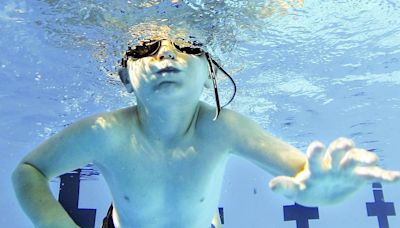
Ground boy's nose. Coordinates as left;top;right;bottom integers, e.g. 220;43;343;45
157;41;176;60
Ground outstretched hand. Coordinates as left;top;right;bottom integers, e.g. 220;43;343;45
269;138;400;206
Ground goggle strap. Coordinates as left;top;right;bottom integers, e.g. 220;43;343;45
206;53;221;121
121;58;127;67
211;59;237;108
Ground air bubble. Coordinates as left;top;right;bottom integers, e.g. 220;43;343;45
35;72;41;81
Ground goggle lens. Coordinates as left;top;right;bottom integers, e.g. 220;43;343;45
126;40;161;59
173;44;203;55
125;40;203;60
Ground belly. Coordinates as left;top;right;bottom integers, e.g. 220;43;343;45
95;150;228;228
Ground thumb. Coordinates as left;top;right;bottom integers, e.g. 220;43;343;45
269;176;304;200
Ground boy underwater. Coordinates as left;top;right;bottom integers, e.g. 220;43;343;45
12;39;400;228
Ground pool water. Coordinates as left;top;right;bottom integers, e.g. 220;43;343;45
1;0;399;227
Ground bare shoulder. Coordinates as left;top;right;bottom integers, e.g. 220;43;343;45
58;106;135;140
198;102;256;129
86;106;136;132
75;106;139;151
197;102;259;143
18;107;137;179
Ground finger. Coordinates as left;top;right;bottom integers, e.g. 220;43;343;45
325;138;355;170
306;141;326;173
340;148;379;169
269;176;305;200
354;166;400;182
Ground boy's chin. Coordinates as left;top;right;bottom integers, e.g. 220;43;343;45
155;81;180;91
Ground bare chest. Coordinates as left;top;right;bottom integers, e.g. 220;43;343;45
94;135;229;227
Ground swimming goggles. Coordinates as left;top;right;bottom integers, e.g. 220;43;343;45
121;39;236;120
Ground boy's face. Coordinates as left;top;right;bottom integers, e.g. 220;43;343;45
123;40;210;105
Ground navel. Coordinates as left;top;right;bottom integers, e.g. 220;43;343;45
124;195;130;202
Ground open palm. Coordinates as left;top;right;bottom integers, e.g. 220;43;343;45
269;138;400;206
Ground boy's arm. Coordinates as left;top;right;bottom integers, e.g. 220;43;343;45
12;115;107;227
220;109;307;177
12;163;80;228
219;109;400;206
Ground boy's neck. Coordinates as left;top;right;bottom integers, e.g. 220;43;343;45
135;101;201;144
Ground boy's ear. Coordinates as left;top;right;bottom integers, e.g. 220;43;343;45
118;67;134;93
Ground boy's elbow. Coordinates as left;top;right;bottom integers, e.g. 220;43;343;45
12;162;48;186
12;164;27;194
11;163;26;183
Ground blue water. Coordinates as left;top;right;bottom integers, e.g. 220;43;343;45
1;0;399;227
